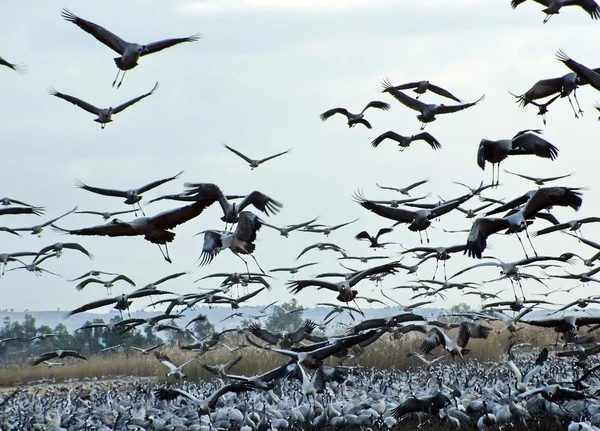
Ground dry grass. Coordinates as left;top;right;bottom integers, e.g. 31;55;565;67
0;324;561;387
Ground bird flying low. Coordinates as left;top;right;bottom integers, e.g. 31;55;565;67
61;8;200;88
48;82;159;129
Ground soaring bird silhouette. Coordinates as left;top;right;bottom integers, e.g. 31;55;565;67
320;101;390;129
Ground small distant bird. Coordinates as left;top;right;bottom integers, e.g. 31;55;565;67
355;228;394;248
64;289;172;318
296;242;347;260
385;80;462;102
33;242;93;264
320;101;391;129
11;207;77;236
260;217;318;238
269;262;319;275
222;143;291;170
503;169;573;187
477;129;559;186
74;274;136;293
510;0;600;23
299;218;358;236
376;178;430;196
48;82;159;129
371;131;441;151
32;350;87;366
0;56;26;74
68;270;118;282
61;8;200;88
381;78;484;129
130;342;165;355
75;208;138;220
75;170;183;212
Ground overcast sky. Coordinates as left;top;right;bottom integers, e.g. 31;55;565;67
2;0;599;315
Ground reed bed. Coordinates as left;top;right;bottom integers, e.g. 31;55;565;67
0;323;562;387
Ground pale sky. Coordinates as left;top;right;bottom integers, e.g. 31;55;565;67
2;0;600;315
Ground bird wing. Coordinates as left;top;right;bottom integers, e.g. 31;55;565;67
258;148;292;164
58;221;137;238
466;217;511;259
370;131;406;148
148;271;187;287
136;170;184;194
381;78;428;112
556;49;600;91
65;296;121;317
238;191;282;216
353;192;416;223
32;352;58;365
141;34;201;56
426;83;462;102
0;56;27;74
511;132;559;160
320;108;351;121
411;132;442;150
151;198;219;230
568;0;600;19
355;231;373;241
112;274;136;286
75;180;127;198
287;320;316;344
347;262;399;287
112;82;159;114
63;350;87;361
420;328;445;354
222;143;254;163
154;387;201;403
206;382;253;410
61;8;127;55
48;87;102;115
449;261;501;280
63;243;94;258
457;322;491;348
362;100;391;113
519;77;565;103
435;95;485;114
522;187;583;220
286;279;338;294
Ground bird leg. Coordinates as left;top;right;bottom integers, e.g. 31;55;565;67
573;88;584;116
425;229;430;243
249;254;266;275
420;122;426;131
156;244;172;264
117;70;127;89
524;226;538;257
443;260;448;281
513;233;530;259
567;95;580;118
112;69;122;88
137;202;146;217
432;260;439;280
418;231;424;244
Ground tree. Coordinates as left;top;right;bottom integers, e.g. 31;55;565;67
193;317;214;340
443;303;474;323
266;299;304;332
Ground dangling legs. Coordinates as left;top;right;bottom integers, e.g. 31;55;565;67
567;95;580;118
573;88;584;116
112;69;122;88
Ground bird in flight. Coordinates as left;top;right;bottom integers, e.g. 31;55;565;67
61;8;200;88
221;142;291;170
320;101;390;129
48;82;159;129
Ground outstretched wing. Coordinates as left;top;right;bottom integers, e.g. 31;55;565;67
112;82;159;114
142;34;201;56
48;87;102;115
61;8;127;55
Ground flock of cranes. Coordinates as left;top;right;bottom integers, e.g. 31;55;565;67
3;1;600;430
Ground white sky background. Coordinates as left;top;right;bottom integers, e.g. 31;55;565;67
1;0;600;314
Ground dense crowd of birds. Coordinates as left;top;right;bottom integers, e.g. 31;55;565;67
3;2;600;430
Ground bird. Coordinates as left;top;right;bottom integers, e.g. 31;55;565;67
296;242;347;260
298;218;358;236
74;274;136;293
222;143;291;169
510;0;600;23
385;80;462;102
0;206;44;217
354;190;472;243
32;242;93;264
75;170;183;213
130;343;165;355
0;56;26;74
420;321;492;361
533;217;600;237
381;78;484;129
376;178;430;196
477;129;559;186
54;188;220;263
248;320;317;348
406;351;448;371
68;270;118;282
48;82;159;129
64;289;172;318
75;208;138;220
370;131;441;151
465;187;583;258
154;382;255;415
11;207;77;236
199;211;266;274
32;350;87;366
355;228;394;248
509;91;561;125
503;169;573;187
61;8;200;88
269;262;319;275
320;101;390;128
183;182;282;228
260;217;318;238
154;351;201;379
287;262;401;303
